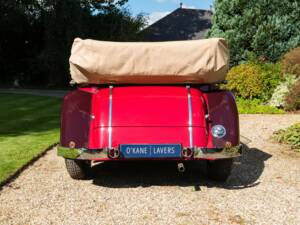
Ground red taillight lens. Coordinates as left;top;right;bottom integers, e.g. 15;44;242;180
182;148;193;158
108;148;120;159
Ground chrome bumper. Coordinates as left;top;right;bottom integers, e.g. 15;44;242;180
57;145;242;160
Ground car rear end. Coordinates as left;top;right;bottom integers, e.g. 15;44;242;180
58;85;241;181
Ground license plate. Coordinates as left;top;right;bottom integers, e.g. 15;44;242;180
120;144;181;158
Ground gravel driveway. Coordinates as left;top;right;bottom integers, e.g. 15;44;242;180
0;115;300;225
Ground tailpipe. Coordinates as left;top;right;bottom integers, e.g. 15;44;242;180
177;162;185;173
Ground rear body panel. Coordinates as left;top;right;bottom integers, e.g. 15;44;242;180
60;86;240;161
89;86;206;149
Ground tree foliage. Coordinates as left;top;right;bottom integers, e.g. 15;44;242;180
0;0;146;87
207;0;300;65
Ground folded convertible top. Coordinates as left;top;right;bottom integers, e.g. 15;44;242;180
69;38;229;84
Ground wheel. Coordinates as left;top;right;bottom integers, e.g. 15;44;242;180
65;159;92;180
206;158;233;181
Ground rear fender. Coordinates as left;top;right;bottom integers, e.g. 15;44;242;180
202;91;239;148
60;88;97;148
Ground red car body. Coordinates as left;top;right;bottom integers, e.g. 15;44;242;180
59;85;240;162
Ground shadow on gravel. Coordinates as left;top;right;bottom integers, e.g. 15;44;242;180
92;145;272;190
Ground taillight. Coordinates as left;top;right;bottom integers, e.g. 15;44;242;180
182;148;193;158
108;148;120;159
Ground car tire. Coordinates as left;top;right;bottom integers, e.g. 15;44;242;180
206;158;233;181
65;159;92;180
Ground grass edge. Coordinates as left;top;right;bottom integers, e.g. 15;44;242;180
0;142;58;189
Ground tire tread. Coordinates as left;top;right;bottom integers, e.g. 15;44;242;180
65;159;91;180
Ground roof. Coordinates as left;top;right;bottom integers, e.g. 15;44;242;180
142;8;212;42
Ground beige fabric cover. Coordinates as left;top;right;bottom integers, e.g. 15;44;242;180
69;38;229;84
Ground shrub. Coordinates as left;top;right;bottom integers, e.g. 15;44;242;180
226;64;264;99
237;98;284;114
281;47;300;78
284;79;300;111
225;63;282;101
269;75;297;108
273;123;300;153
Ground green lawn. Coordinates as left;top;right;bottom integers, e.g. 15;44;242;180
0;94;61;185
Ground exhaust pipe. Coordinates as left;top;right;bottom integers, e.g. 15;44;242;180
177;162;185;173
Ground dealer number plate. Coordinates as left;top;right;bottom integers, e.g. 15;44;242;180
120;144;181;158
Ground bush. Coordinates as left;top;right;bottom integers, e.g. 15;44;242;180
226;64;264;99
281;47;300;78
237;98;284;114
284;79;300;111
225;63;282;101
269;75;297;108
273;123;300;153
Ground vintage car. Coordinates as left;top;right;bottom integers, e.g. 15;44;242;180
58;38;242;181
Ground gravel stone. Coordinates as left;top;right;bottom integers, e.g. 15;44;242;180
0;114;300;225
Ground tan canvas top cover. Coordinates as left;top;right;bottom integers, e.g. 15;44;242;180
69;38;229;84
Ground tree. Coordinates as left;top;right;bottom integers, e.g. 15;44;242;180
0;0;146;87
0;0;43;85
40;0;146;86
207;0;300;65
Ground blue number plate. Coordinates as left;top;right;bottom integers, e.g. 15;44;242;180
120;144;181;158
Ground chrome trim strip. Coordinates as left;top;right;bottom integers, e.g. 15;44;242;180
186;85;193;148
108;85;113;149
